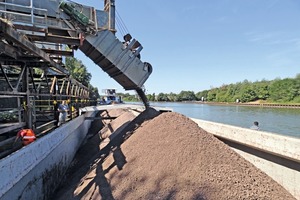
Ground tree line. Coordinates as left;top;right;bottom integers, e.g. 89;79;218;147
121;74;300;103
66;56;299;104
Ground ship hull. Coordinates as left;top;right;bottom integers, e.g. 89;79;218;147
0;112;94;200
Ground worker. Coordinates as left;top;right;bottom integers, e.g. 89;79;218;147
250;121;260;130
15;129;36;146
57;100;69;126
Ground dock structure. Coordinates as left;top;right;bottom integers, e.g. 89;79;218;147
0;0;152;155
0;0;92;146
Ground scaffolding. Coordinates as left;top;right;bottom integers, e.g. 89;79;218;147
0;0;152;158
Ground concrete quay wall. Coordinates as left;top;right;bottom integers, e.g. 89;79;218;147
191;118;300;199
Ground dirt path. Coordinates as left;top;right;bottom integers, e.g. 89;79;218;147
53;109;295;200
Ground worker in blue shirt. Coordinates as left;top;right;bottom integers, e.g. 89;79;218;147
57;100;69;126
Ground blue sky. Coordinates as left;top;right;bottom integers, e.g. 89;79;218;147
74;0;300;95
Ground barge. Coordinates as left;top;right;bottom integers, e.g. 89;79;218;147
1;104;299;199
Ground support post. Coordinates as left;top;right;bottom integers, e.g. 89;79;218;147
23;64;32;129
105;0;115;32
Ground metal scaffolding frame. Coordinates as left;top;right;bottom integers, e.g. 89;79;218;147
0;18;90;138
0;0;114;158
0;0;152;159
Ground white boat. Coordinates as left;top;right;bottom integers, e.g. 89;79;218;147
98;89;123;105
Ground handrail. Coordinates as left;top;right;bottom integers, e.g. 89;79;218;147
0;2;47;12
0;2;47;25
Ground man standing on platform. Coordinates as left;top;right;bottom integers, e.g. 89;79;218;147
57;100;69;126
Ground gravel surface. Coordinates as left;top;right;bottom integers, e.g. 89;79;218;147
53;109;295;200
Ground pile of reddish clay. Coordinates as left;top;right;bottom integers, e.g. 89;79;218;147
53;109;295;200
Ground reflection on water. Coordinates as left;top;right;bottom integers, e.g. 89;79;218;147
146;102;300;138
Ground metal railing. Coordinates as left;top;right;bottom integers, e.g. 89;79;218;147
0;1;48;26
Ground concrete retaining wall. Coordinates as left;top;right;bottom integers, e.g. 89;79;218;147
191;118;300;199
0;112;94;200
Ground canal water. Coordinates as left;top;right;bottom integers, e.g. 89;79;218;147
143;102;300;138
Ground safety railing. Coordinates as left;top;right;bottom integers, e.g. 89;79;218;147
0;1;48;26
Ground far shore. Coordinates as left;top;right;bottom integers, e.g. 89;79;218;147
189;101;300;109
132;100;300;109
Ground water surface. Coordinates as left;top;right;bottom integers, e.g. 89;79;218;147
143;102;300;138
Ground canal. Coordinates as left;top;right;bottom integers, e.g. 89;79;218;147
145;102;300;138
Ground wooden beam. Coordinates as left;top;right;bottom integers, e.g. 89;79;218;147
41;49;74;57
27;34;80;46
0;20;69;75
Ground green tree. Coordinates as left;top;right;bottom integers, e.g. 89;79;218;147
167;92;179;102
240;88;257;102
65;57;91;86
215;84;229;102
254;81;269;100
196;90;209;101
293;75;300;103
157;93;169;101
177;91;196;101
146;93;155;101
89;84;100;99
207;88;218;101
122;93;139;102
269;78;295;102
